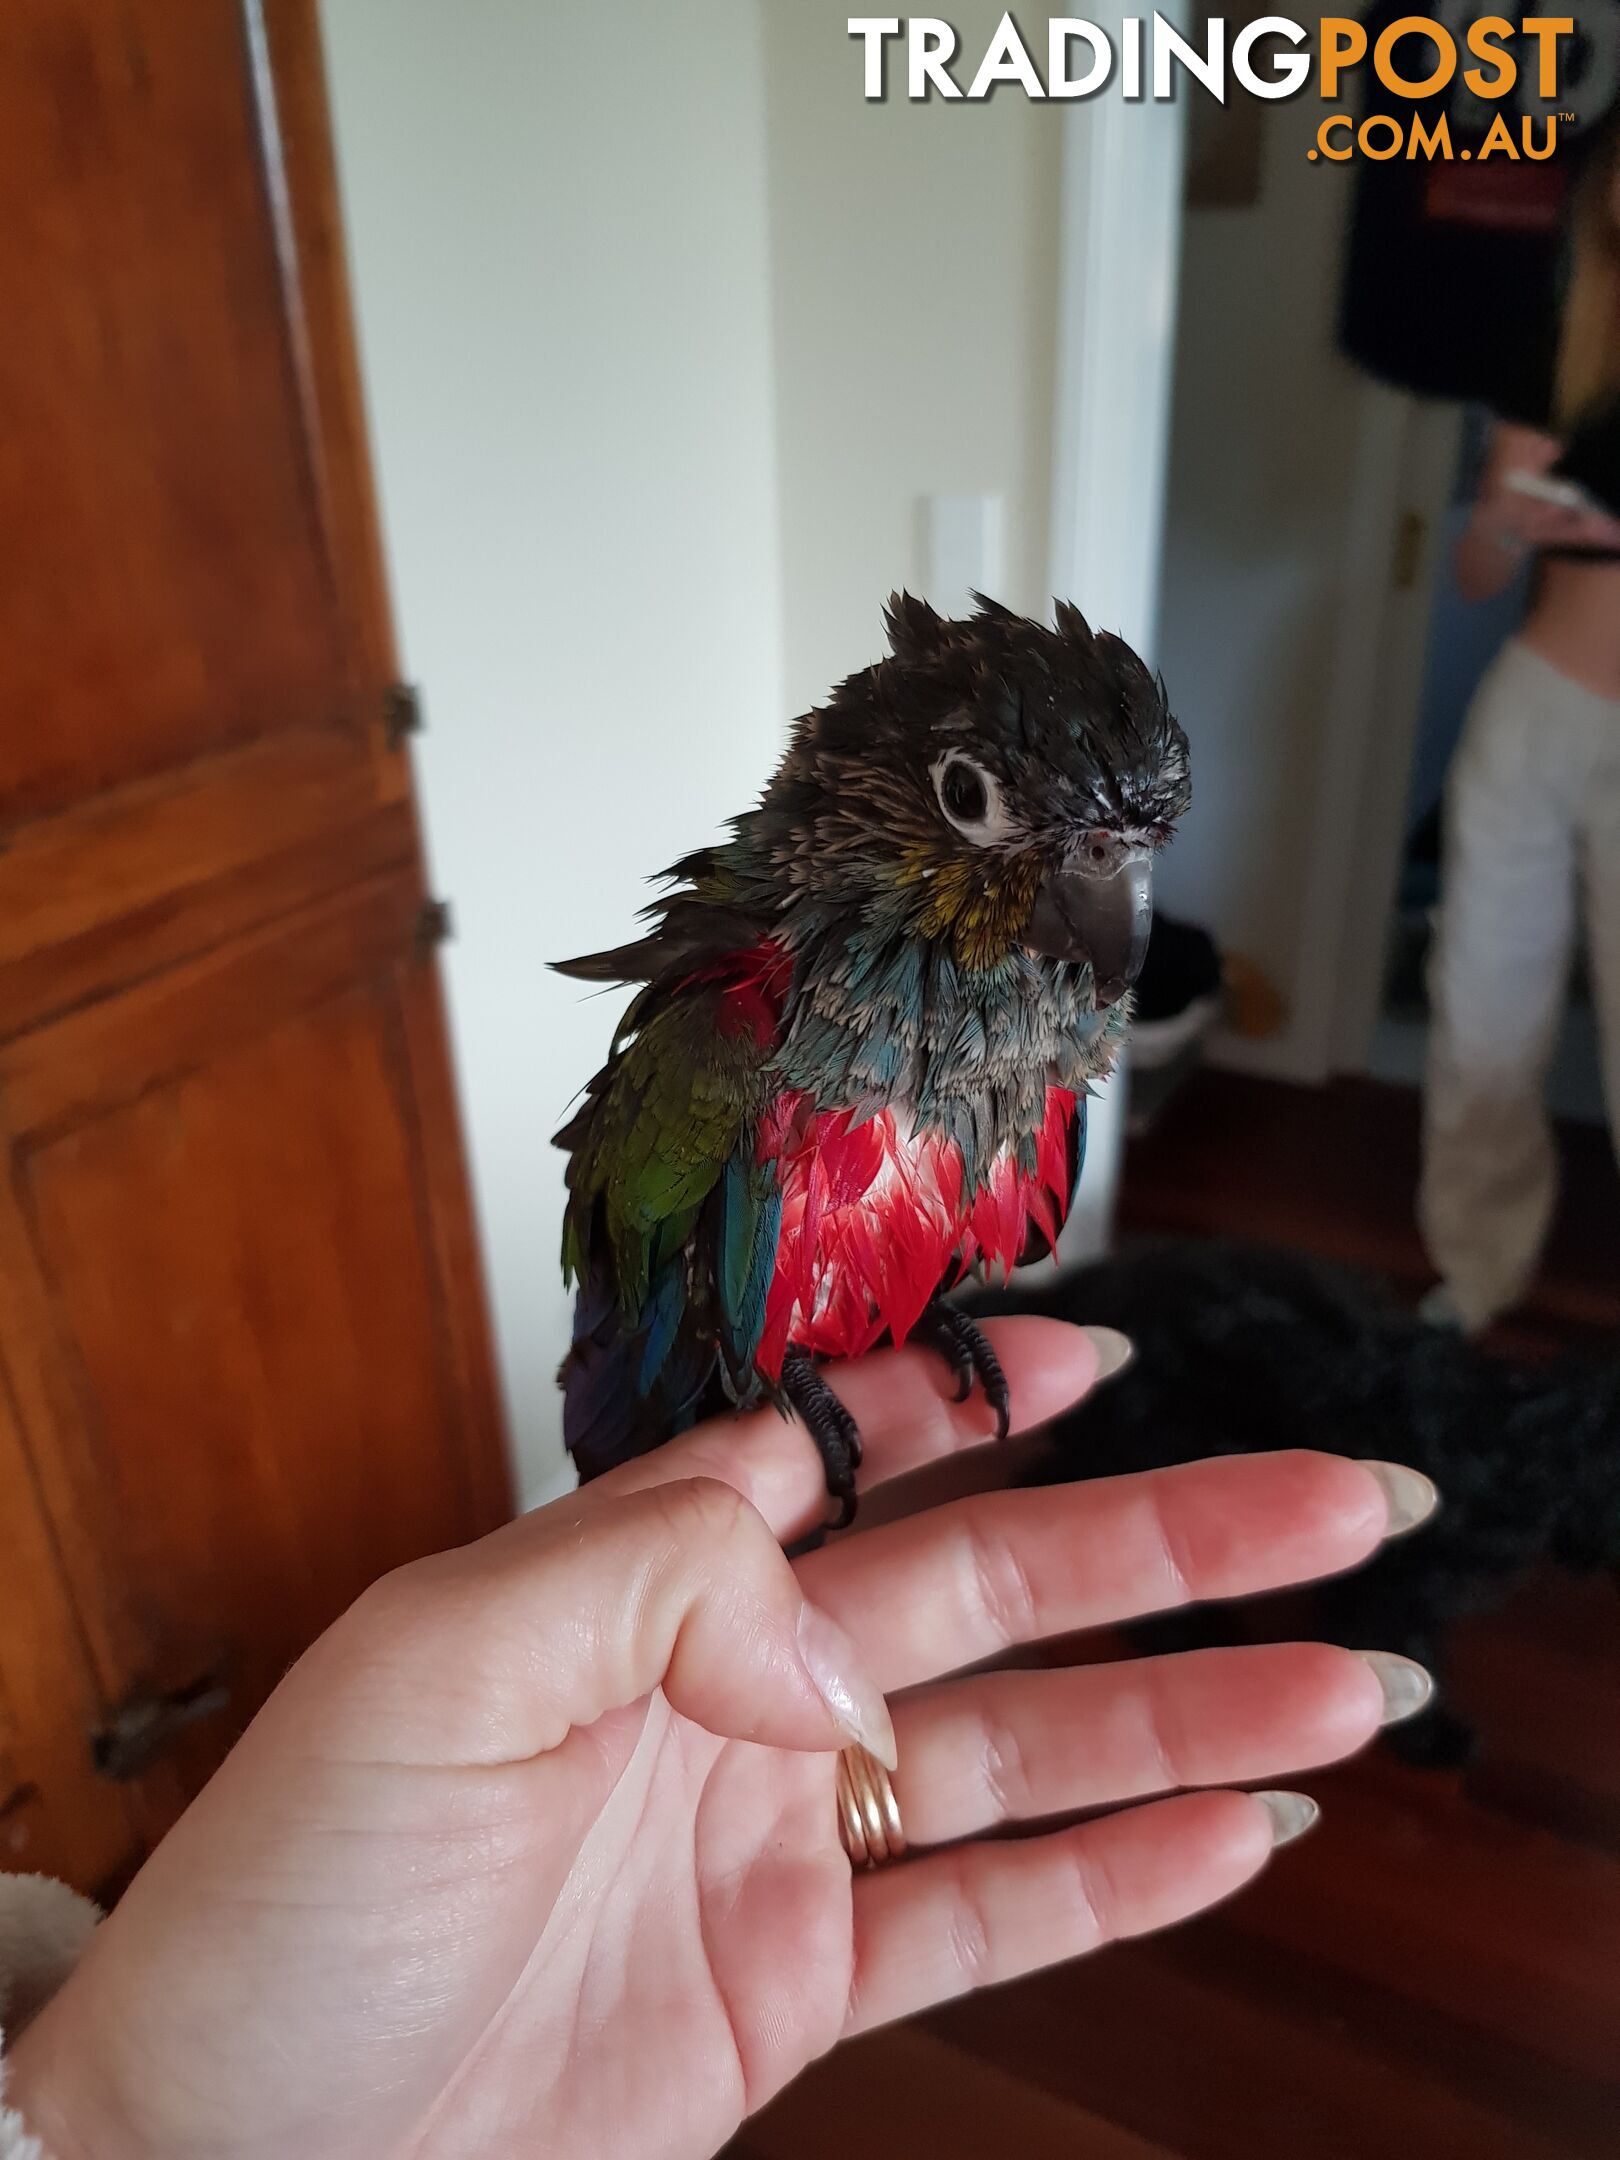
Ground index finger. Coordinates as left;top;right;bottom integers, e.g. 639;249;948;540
583;1317;1113;1544
797;1449;1403;1691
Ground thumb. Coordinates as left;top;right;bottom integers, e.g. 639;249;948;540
291;1477;897;1772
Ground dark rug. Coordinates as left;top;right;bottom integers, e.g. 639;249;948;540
971;1240;1620;1766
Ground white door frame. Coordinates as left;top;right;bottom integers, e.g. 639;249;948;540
1321;393;1465;1076
1048;8;1188;664
1047;29;1187;1264
1172;379;1462;1088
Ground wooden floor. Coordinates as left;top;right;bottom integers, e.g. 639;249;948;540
1118;1071;1620;1352
729;1073;1620;2160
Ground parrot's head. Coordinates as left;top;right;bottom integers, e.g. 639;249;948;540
759;593;1190;1000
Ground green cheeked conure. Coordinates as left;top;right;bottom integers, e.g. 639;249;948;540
555;594;1190;1522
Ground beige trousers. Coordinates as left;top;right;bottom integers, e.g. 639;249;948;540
1420;640;1620;1329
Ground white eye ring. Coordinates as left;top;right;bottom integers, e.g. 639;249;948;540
930;752;1017;846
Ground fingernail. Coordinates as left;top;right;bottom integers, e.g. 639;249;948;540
1359;1460;1440;1537
1254;1790;1319;1847
796;1600;898;1770
1354;1649;1435;1725
1085;1326;1135;1386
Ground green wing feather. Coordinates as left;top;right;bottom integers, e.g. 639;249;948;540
561;986;771;1307
556;971;781;1476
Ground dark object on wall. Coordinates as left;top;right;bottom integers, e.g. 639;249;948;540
0;1;511;1898
1132;914;1224;1041
973;1240;1620;1769
1184;2;1270;208
1337;3;1619;414
1127;913;1225;1133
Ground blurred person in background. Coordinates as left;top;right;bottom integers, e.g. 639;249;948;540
1421;113;1620;1331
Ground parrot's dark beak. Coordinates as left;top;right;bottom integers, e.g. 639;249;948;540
1022;856;1153;1008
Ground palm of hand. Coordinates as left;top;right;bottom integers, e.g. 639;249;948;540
91;1689;846;2160
506;1701;850;2160
15;1325;1420;2160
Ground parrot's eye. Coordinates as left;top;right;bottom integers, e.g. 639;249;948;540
931;753;1014;845
941;761;987;822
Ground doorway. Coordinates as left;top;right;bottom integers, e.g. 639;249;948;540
1359;413;1611;1124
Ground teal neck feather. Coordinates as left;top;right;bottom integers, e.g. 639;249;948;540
717;818;1123;1185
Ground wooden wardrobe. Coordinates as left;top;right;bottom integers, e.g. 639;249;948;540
0;0;513;1896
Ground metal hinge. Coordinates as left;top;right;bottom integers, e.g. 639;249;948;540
383;682;424;749
416;897;454;951
1392;509;1428;593
92;1673;232;1783
0;1779;39;1858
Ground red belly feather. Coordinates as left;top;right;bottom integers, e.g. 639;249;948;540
754;1084;1078;1377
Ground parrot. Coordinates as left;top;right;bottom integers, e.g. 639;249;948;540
554;594;1191;1523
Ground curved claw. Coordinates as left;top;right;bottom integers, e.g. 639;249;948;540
984;1362;1012;1443
918;1303;1012;1441
824;1483;858;1533
780;1349;865;1524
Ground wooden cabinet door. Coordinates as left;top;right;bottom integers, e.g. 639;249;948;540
0;1;511;1892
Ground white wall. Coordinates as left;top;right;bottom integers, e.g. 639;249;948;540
1152;99;1364;1079
322;2;1188;1502
760;0;1065;713
321;0;784;1504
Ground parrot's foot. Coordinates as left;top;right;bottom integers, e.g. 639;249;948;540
780;1349;862;1529
916;1301;1011;1441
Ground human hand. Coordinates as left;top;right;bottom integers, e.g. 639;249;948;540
1548;502;1620;553
10;1319;1435;2160
1481;481;1620;556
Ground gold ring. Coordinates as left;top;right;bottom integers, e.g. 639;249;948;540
836;1744;906;1869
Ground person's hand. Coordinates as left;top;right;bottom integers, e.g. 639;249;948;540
10;1320;1435;2160
1477;471;1620;557
1552;502;1620;553
1469;419;1620;553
